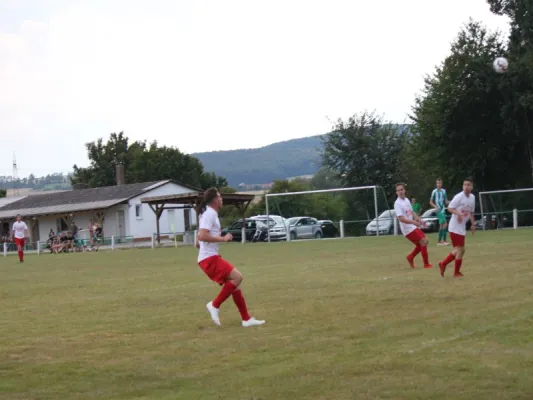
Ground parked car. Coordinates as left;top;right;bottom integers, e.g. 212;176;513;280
286;216;323;240
221;218;258;242
420;209;440;233
365;210;396;235
317;220;339;238
251;215;288;241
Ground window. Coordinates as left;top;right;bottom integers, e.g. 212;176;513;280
135;204;143;219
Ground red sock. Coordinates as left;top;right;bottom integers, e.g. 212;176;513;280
18;250;23;261
408;245;421;260
442;253;455;266
232;289;251;321
420;245;429;264
454;259;463;274
212;281;237;308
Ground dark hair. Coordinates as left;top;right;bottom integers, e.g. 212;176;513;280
395;182;406;189
198;188;219;214
436;178;442;182
464;177;473;183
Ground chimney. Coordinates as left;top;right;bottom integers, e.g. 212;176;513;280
116;163;125;186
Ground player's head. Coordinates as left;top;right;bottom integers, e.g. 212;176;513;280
395;183;406;198
201;187;223;212
436;178;442;189
463;177;473;194
16;214;21;222
411;197;416;203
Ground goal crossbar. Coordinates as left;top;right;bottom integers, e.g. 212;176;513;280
265;185;383;241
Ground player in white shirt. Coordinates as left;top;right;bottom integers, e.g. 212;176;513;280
393;183;432;269
11;214;29;263
438;178;476;278
196;188;265;328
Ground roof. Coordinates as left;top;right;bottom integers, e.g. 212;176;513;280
140;191;255;206
0;196;27;208
0;180;192;219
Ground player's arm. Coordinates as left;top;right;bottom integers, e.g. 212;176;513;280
395;204;420;226
197;215;231;243
447;196;462;221
24;224;29;238
429;191;438;210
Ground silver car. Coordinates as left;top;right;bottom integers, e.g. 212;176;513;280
251;215;287;241
286;216;323;240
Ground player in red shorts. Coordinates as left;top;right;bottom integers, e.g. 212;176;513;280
439;178;476;277
393;183;432;269
196;188;265;327
11;214;29;263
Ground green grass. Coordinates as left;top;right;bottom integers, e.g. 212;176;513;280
1;230;533;400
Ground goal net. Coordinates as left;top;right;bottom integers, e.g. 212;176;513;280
263;185;393;242
479;188;533;230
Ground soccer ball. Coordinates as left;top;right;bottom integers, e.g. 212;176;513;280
493;57;509;73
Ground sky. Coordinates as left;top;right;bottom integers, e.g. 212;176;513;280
0;0;510;177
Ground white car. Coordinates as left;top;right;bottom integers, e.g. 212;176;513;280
365;210;396;236
251;215;288;241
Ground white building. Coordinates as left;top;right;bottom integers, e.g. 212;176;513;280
0;180;198;243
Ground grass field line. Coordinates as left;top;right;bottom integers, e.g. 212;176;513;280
400;309;533;354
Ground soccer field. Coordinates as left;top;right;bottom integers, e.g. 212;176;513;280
1;230;532;400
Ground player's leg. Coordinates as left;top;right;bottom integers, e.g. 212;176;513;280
15;238;24;262
441;221;449;245
439;233;464;277
405;229;431;268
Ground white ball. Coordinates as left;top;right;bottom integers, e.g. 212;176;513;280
493;57;509;73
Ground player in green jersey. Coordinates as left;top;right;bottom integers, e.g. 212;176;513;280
430;178;450;246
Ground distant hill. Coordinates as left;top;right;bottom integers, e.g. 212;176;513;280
193;135;326;187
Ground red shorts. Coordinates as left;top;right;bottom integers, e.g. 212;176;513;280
450;232;465;247
405;228;426;244
198;255;234;286
14;238;25;248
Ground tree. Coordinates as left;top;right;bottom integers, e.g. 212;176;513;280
487;0;533;183
71;132;228;189
410;19;523;192
0;189;6;198
322;111;409;201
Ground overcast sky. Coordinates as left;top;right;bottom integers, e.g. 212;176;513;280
0;0;509;177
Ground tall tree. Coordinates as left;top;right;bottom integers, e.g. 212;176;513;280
0;189;6;198
321;111;409;201
71;132;228;189
410;19;522;192
487;0;533;183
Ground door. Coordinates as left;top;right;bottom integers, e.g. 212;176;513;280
117;210;126;241
167;210;175;234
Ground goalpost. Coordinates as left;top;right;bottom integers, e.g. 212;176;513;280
479;187;533;230
264;185;392;242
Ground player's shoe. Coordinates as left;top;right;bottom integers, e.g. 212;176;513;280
406;256;415;268
242;317;266;327
442;241;449;246
439;262;446;277
453;272;464;278
424;264;433;269
206;301;221;326
437;242;443;246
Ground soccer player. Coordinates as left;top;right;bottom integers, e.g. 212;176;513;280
438;178;476;278
430;178;450;246
196;188;265;328
394;183;432;269
411;197;421;215
11;214;29;263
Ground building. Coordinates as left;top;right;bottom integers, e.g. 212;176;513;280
0;178;198;243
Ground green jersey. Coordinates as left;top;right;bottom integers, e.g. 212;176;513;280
431;188;447;210
412;202;421;214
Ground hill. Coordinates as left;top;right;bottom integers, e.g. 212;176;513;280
193;135;326;187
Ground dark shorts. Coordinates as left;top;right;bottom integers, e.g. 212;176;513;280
406;229;426;244
198;255;234;285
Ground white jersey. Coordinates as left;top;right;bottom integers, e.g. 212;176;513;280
12;221;28;239
448;191;476;236
394;197;417;236
197;206;221;263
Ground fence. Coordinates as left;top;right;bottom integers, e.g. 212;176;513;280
2;235;135;257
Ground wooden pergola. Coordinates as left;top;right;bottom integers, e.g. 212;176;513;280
140;191;255;244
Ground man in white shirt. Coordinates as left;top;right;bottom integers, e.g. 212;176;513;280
196;188;265;328
11;214;29;263
438;178;476;278
394;183;432;269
